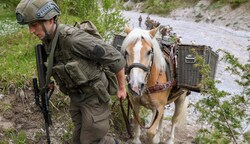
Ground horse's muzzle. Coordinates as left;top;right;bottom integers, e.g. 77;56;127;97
128;83;146;96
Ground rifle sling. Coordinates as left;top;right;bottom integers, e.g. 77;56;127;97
40;24;62;95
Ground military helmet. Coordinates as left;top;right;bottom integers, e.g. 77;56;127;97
16;0;61;25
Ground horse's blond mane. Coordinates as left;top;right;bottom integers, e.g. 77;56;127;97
121;28;166;71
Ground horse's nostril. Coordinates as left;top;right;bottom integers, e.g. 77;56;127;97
128;83;132;89
141;83;145;90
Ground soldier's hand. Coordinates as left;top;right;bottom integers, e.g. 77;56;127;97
48;81;55;91
117;86;126;100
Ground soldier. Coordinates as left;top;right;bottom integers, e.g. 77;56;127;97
176;36;182;44
146;15;150;21
154;21;160;28
16;0;126;144
160;26;167;39
145;15;150;29
138;15;142;27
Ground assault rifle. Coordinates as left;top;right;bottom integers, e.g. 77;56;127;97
32;44;53;144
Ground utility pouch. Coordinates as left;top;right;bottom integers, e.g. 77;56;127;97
104;69;118;95
65;61;88;85
91;80;110;103
52;63;75;89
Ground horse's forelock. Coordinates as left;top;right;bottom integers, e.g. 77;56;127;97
121;28;166;71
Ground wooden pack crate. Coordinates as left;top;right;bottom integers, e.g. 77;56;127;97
177;44;219;92
112;34;126;52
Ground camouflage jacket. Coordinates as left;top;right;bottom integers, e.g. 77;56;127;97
44;24;126;95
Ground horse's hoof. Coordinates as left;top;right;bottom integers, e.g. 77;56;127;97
166;138;174;144
132;138;141;144
152;135;160;144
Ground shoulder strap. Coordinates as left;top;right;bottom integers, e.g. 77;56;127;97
41;24;62;93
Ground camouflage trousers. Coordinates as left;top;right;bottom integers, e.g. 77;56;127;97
69;92;116;144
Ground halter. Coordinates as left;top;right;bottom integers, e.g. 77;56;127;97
125;40;154;96
125;37;177;96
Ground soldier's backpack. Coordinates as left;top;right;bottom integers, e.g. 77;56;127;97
74;20;118;95
74;20;103;40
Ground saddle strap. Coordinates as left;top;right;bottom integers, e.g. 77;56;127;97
146;80;176;94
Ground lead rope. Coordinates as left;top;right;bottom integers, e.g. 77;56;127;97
126;93;158;129
111;98;132;138
119;98;133;138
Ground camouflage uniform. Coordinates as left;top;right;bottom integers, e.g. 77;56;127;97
138;15;142;27
53;25;125;144
16;0;126;143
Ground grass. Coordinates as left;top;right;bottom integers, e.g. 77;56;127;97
0;5;15;21
0;27;39;93
0;101;11;112
0;129;27;144
0;7;38;93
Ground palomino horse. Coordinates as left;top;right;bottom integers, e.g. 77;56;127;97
121;26;188;144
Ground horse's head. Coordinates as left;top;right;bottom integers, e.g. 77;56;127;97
121;25;166;96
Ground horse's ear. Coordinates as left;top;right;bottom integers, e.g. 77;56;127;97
149;27;158;37
124;24;131;34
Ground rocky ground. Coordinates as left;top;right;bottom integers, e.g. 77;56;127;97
168;0;250;32
131;0;250;32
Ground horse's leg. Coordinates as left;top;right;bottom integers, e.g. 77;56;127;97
152;112;164;144
167;91;188;144
147;106;165;144
132;98;142;144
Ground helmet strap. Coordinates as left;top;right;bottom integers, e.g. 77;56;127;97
40;20;55;41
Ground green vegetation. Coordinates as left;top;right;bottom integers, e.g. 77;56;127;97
192;48;250;143
0;129;27;144
136;0;249;15
0;27;39;93
0;8;15;21
140;0;199;15
210;0;250;8
0;100;11;112
56;0;128;41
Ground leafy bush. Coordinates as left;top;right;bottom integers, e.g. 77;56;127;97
210;0;249;8
57;0;128;41
193;48;250;143
142;0;199;15
0;0;20;9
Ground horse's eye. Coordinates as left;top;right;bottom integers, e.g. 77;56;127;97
147;49;153;56
125;50;129;57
